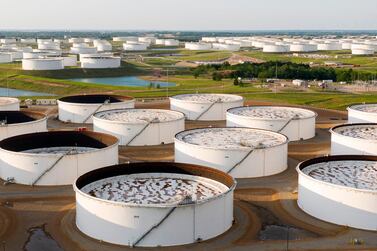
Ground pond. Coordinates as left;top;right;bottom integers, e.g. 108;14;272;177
70;76;176;88
0;87;54;97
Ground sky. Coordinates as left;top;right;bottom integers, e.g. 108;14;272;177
0;0;377;30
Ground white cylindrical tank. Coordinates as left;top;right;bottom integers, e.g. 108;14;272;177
74;162;235;247
93;109;185;146
352;49;374;55
330;123;377;155
317;43;342;51
227;106;317;141
69;38;85;43
212;43;240;51
38;42;60;50
164;39;179;46
0;38;16;44
61;55;77;67
113;36;138;42
0;111;47;141
297;155;377;231
0;97;20;111
289;44;318;52
138;37;156;45
170;94;244;121
96;42;112;52
348;104;377;123
20;38;36;44
123;43;148;51
175;127;288;178
22;58;64;70
0;53;12;63
185;43;212;50
58;94;135;124
263;44;289;53
80;56;121;69
70;46;97;54
0;131;119;186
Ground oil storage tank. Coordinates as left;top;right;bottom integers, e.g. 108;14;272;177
348;104;377;123
175;127;288;178
227;106;316;141
58;94;135;124
74;162;235;247
297;155;377;231
22;58;64;70
330;123;377;155
80;56;121;69
0;97;20;111
0;131;118;185
0;111;47;140
170;94;244;121
93;109;185;146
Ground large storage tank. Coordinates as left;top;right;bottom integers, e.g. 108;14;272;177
22;58;64;70
93;109;185;146
38;41;60;50
227;106;316;141
297;155;377;231
123;42;148;51
348;104;377;123
0;53;12;63
175;127;288;178
113;36;138;42
0;97;20;111
263;44;289;53
0;38;16;44
317;42;342;51
70;44;97;54
185;42;212;50
0;111;47;140
80;56;121;69
58;94;135;124
330;123;377;155
289;43;318;52
74;162;235;247
164;39;180;46
170;94;244;121
212;43;240;51
0;131;119;185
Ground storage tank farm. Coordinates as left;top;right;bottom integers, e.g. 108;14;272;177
74;162;235;247
330;123;377;155
93;109;185;146
0;131;119;185
57;94;135;124
0;97;20;111
348;104;377;123
170;94;244;121
175;127;288;178
0;111;47;140
297;155;377;231
227;106;317;141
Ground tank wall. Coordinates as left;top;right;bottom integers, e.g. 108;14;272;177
0;144;118;185
0;101;20;111
94;118;184;146
58;101;135;124
226;114;315;141
75;189;233;247
348;109;377;123
331;133;377;155
174;140;287;178
0;119;47;141
171;100;243;121
298;173;377;231
81;58;121;69
22;59;64;70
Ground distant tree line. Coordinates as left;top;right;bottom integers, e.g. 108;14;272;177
192;62;375;82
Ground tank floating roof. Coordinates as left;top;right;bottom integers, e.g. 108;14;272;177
330;123;377;140
58;94;133;104
0;111;45;124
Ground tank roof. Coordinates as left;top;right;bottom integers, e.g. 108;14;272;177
228;106;316;120
94;109;184;123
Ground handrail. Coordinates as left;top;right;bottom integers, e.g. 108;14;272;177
125;118;159;146
227;143;264;174
195;98;221;120
277;114;300;133
82;99;110;123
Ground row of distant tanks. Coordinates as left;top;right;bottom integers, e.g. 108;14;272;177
0;93;377;246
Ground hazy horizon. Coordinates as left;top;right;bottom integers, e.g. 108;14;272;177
1;0;376;30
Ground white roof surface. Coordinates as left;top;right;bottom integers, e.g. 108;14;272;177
81;173;228;205
228;106;315;120
176;128;287;149
332;124;377;140
302;160;377;190
94;109;183;123
171;94;242;103
350;104;377;113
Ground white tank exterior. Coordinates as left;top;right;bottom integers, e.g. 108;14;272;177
0;97;20;111
263;44;289;53
61;55;77;67
227;106;316;141
79;52;114;61
123;43;148;51
58;94;135;124
0;111;47;141
113;36;138;42
352;49;374;55
164;39;179;46
0;131;119;186
69;38;85;43
170;94;244;121
22;58;64;70
96;42;112;52
93;109;185;146
348;104;377;123
185;43;212;50
38;42;60;50
330;124;377;155
70;46;97;54
80;56;121;69
289;44;317;52
317;43;342;51
212;43;240;51
0;38;16;44
20;38;36;44
74;162;235;247
175;127;288;178
297;155;377;231
0;53;12;63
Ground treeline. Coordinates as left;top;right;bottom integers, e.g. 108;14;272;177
192;62;375;82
